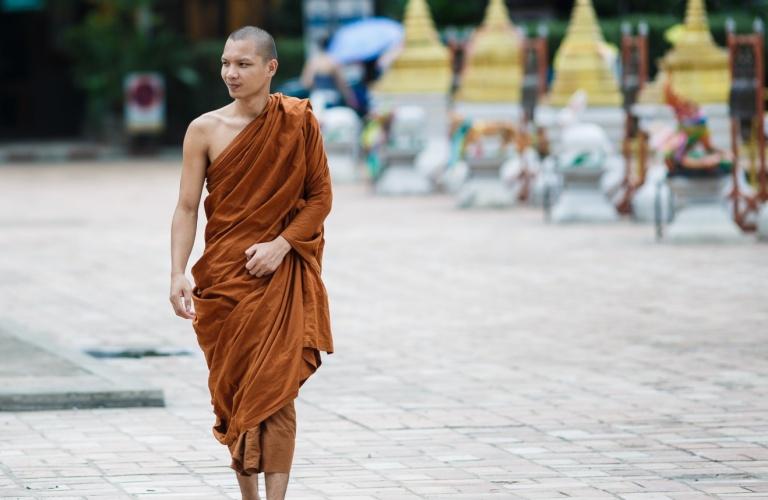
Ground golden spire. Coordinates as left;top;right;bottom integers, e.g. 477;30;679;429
375;0;451;94
547;0;621;106
455;0;523;102
655;0;729;103
484;0;511;29
684;0;711;33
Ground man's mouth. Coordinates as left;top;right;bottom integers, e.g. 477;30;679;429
227;83;241;90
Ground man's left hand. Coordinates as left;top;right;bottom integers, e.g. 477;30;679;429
245;236;292;277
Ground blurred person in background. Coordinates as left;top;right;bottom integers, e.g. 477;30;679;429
300;36;358;110
170;25;334;500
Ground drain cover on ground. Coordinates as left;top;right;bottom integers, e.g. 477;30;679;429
84;347;194;359
0;323;165;411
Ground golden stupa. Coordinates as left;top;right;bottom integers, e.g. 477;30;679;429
637;70;668;105
455;0;522;102
640;0;729;104
547;0;621;106
375;0;451;94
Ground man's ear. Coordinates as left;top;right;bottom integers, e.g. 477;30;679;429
268;59;278;77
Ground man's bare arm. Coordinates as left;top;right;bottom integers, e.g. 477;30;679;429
170;118;208;319
332;64;358;109
299;58;314;90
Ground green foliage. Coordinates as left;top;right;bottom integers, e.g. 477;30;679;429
375;0;484;25
376;0;767;21
271;0;304;36
63;0;199;135
274;37;306;86
590;0;767;17
376;0;768;22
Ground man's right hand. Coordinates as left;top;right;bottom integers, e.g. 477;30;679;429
170;273;196;319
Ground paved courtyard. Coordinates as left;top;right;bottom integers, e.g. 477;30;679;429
0;160;767;499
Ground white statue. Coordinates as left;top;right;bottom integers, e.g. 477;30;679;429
318;106;361;183
547;90;622;222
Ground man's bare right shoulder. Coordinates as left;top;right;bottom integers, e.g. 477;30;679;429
187;104;234;136
187;110;216;136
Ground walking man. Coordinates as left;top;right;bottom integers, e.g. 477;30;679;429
169;26;334;500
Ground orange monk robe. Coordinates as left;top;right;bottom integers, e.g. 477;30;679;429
191;93;334;456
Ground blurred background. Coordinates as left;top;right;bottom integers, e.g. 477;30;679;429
2;2;768;498
2;0;765;146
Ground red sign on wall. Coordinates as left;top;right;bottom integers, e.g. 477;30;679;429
124;72;165;134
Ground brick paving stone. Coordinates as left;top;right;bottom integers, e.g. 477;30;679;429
0;161;767;499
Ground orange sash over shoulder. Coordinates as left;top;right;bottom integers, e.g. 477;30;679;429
191;93;333;449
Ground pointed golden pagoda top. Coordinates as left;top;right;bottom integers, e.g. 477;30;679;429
563;0;604;45
662;0;727;69
483;0;512;30
375;0;451;94
456;0;523;102
547;0;621;106
685;0;711;33
640;0;729;104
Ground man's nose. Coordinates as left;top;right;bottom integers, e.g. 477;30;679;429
225;67;239;79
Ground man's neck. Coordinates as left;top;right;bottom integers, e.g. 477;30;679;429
232;90;271;120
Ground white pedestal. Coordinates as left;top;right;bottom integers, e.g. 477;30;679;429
551;168;620;223
631;164;672;224
326;147;359;183
375;148;433;196
318;107;361;183
758;204;768;241
456;157;517;208
370;92;449;194
631;102;732;227
664;176;748;243
451;102;528;206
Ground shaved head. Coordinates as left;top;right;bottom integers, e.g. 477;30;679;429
228;26;277;61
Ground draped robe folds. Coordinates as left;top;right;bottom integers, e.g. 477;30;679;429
191;93;334;453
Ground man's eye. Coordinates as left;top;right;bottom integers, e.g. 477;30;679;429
240;64;249;67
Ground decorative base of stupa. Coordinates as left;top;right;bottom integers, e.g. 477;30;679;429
456;157;518;208
665;205;748;243
375;166;434;195
663;176;748;243
536;105;625;148
631;165;672;223
552;189;620;223
754;204;768;241
440;161;469;193
452;102;522;122
318;107;361;183
371;92;450;187
457;178;518;208
374;147;434;195
326;146;359;183
551;167;619;223
328;155;358;182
